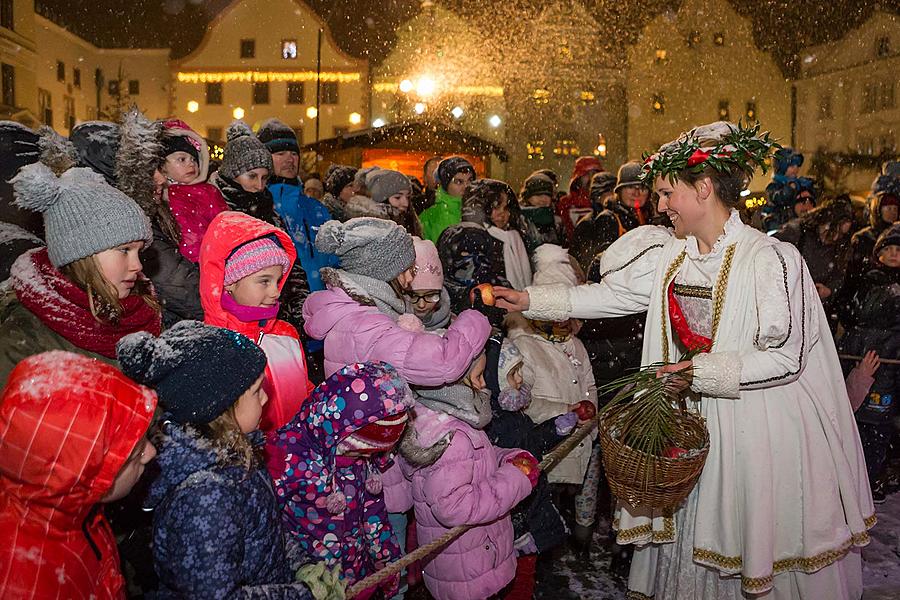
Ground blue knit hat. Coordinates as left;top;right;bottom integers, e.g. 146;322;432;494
116;321;267;425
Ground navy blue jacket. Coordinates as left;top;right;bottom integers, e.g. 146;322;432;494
146;420;314;599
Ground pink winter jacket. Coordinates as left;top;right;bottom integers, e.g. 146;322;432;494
302;287;491;385
383;405;533;600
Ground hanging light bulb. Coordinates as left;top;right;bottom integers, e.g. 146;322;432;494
488;114;502;128
451;106;464;119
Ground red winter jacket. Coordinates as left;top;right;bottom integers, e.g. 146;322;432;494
0;351;157;600
200;211;313;434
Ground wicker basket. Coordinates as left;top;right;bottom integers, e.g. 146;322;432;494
598;407;709;510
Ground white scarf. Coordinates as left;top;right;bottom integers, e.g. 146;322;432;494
488;226;533;290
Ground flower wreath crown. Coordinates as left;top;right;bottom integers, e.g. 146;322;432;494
640;121;781;187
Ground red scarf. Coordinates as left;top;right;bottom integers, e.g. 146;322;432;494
667;280;712;353
12;248;162;358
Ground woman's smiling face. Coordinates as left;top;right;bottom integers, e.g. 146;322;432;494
654;176;705;237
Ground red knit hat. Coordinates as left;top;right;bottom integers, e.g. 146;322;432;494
224;235;291;285
339;412;408;455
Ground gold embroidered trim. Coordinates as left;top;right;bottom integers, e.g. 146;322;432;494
694;519;878;594
864;513;877;529
660;251;686;363
625;591;654;600
613;514;676;544
672;282;713;299
659;244;736;362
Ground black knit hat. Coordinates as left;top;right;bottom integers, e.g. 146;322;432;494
116;321;267;425
160;135;200;163
257;118;299;154
521;174;555;203
875;223;900;258
436;156;476;192
590;171;617;203
325;164;358;197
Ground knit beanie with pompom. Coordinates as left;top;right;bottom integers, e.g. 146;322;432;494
219;120;274;180
315;217;415;282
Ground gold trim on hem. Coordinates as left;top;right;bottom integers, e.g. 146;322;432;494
613;515;676;545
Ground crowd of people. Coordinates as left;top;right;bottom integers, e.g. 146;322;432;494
0;112;896;600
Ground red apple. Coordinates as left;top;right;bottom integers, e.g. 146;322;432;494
663;446;688;459
469;283;496;307
573;400;596;421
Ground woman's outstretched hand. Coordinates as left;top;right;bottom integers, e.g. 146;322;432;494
656;360;693;393
493;287;530;312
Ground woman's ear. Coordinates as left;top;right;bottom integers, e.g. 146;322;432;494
694;177;713;203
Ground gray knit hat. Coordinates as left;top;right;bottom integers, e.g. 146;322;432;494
12;163;152;268
315;217;416;282
354;166;381;195
368;169;411;204
614;161;646;192
219;120;274;180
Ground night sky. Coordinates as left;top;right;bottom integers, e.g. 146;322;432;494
37;0;896;75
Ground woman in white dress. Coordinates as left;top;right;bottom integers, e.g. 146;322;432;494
494;121;875;599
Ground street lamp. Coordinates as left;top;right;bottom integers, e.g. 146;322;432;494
232;107;245;120
416;76;436;97
349;112;362;125
414;102;427;115
451;106;464;119
187;100;199;113
488;114;502;128
399;79;413;93
372;118;386;128
306;106;318;119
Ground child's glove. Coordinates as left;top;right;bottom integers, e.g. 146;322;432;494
514;532;539;556
554;412;578;436
471;286;506;328
296;562;346;600
506;451;540;487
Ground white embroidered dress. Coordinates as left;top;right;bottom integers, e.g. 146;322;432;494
524;211;875;599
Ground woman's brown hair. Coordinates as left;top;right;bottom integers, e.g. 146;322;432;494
196;405;258;471
61;252;159;324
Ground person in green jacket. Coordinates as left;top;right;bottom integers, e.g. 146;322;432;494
419;156;476;243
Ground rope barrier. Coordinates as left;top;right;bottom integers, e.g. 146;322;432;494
838;353;900;366
344;417;599;598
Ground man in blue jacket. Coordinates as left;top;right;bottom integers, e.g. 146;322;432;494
258;118;338;382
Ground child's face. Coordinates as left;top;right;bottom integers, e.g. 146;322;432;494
490;194;510;230
619;185;650;209
162;151;199;184
235;168;270;193
881;201;898;224
102;434;156;503
234;373;269;433
465;354;487;391
225;264;283;307
388;189;411;212
506;363;524;391
395;264;416;290
339;183;355;202
527;193;553;208
95;241;145;299
879;245;900;268
405;289;441;318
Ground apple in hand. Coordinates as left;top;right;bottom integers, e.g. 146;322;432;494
572;400;596;422
469;283;496;306
510;456;534;476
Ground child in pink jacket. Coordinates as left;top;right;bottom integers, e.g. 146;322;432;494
384;353;539;600
303;217;491;385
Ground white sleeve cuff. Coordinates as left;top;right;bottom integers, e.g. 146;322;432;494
690;351;742;399
522;284;571;322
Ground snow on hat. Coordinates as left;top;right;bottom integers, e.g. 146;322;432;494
354;166;381;194
116;320;267;425
315;217;416;282
532;243;579;287
411;236;443;290
257;118;299;154
219;121;274;180
875;223;900;257
436;156;476;192
12;163;152;268
368;169;411;204
325;164;358;196
224;235;292;286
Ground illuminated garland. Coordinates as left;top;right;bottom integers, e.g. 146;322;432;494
372;81;504;97
640;121;780;186
177;71;361;84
